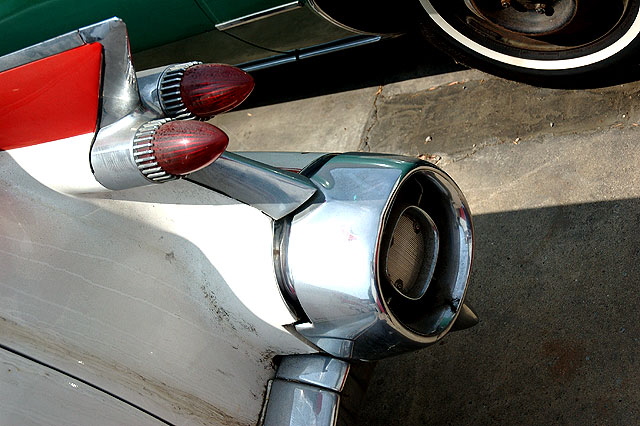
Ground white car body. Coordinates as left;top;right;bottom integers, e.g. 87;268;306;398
2;133;313;425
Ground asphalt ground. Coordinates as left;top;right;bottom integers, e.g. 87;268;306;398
212;33;640;425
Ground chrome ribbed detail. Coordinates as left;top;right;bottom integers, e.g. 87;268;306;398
132;118;177;183
158;61;201;120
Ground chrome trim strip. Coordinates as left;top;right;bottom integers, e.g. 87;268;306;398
0;31;85;73
240;55;297;72
78;18;140;127
187;152;318;220
297;35;381;60
275;354;350;392
216;1;302;31
262;354;347;426
238;35;380;72
237;152;329;172
273;220;307;320
263;380;339;426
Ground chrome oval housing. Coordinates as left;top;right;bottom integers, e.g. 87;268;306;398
282;154;473;360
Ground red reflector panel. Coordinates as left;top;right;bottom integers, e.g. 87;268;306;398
153;121;228;176
180;64;254;119
0;43;102;150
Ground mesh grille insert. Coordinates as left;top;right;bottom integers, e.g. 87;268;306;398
384;207;439;300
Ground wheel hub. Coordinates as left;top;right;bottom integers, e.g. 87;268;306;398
469;0;578;35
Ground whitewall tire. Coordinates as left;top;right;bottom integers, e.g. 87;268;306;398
418;0;640;82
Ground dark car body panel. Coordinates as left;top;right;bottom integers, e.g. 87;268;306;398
1;0;370;70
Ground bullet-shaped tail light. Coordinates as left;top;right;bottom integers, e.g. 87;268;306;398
91;117;229;190
160;63;254;120
134;119;229;182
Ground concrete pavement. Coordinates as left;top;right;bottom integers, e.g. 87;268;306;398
212;67;640;425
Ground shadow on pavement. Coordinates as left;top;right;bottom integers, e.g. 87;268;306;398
357;198;640;425
242;32;464;109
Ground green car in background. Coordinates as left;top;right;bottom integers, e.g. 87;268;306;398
4;0;640;82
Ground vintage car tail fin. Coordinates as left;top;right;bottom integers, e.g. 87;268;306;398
0;18;254;195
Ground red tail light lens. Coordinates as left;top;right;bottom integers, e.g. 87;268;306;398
179;64;254;119
153;121;228;175
134;120;228;181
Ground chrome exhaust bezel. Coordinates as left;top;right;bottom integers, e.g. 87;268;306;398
281;154;473;360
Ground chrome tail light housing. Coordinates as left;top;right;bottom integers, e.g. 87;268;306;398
276;154;473;360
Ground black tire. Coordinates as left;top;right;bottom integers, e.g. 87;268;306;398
417;0;640;84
